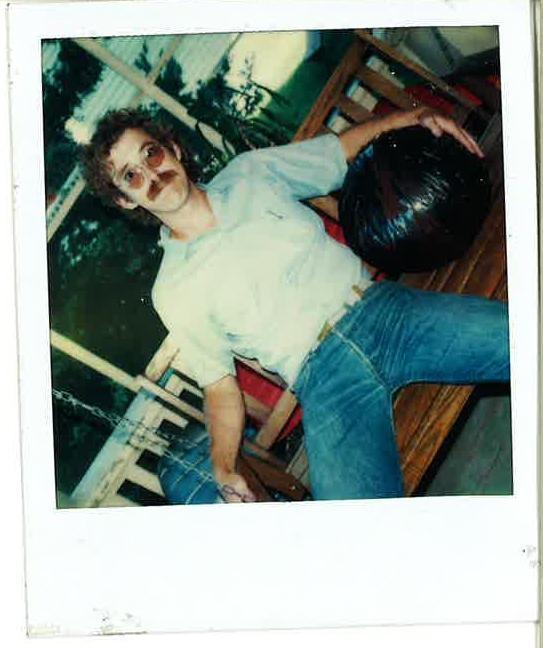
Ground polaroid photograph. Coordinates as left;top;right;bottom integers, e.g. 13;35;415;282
7;0;539;639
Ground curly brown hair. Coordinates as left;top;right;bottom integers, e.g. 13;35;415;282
80;109;196;226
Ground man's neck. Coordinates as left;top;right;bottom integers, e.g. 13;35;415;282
158;184;217;242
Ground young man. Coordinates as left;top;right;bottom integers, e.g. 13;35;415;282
82;106;508;503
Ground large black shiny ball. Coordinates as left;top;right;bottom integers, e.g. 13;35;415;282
339;126;491;274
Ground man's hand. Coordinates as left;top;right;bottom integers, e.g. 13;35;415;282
339;107;484;162
204;375;256;504
216;470;256;503
413;107;484;158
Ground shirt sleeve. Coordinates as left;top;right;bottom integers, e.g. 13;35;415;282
212;133;348;201
152;293;235;388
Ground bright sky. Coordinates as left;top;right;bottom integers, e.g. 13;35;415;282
226;31;313;94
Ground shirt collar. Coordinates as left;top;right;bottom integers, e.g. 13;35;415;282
156;184;222;255
158;224;175;246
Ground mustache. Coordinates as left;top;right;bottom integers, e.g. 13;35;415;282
147;170;178;201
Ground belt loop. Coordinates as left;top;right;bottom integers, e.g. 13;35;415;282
352;284;364;299
313;280;368;350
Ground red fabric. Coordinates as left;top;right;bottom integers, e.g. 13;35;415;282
236;362;302;439
373;83;483;118
323;215;346;244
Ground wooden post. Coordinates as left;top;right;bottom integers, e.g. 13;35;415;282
46;175;87;242
70;395;164;507
50;329;140;393
144;334;179;382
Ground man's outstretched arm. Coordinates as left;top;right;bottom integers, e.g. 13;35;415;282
338;106;484;162
204;374;256;503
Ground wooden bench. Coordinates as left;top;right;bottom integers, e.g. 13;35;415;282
251;29;507;495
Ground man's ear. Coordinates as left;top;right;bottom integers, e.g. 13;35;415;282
172;141;182;161
114;194;138;210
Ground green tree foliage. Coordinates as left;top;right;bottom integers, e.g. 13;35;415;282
153;58;229;179
51;348;134;494
264;29;354;127
42;39;103;194
183;57;293;156
157;56;186;98
48;193;167;377
42;39;103;147
134;41;152;75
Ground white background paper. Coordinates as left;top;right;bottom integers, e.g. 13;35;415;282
3;0;540;644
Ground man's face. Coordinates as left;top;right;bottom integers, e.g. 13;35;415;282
107;128;190;216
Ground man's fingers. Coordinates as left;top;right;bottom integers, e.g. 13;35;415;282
436;117;484;158
219;475;256;503
418;110;484;158
220;485;244;503
461;129;484;158
419;114;443;137
241;490;256;503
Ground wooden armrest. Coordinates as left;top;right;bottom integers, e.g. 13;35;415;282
354;29;487;118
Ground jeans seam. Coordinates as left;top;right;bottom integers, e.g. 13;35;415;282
332;328;388;391
294;351;313;396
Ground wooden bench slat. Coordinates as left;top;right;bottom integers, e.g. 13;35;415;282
243;440;287;470
354;66;419;110
144;334;179;382
126;463;164;496
286;443;310;488
354;29;485;116
294;38;368;141
337;94;373;123
243;393;272;424
401;385;474;494
160;408;189;431
242;454;308;501
399;266;440;292
396;384;443;453
137;374;205;424
138;429;171;453
317;125;335;137
255;390;298;449
307;195;339;221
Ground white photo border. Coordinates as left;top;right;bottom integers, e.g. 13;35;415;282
8;0;539;637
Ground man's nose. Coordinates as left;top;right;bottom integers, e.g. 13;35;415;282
142;165;161;183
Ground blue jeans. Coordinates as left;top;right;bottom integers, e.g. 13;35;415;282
293;281;510;500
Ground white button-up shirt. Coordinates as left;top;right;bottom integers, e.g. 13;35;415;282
151;134;371;388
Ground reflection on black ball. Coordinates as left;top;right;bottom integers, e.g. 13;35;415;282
339;126;491;274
